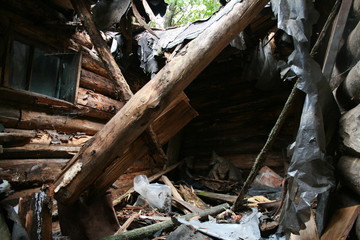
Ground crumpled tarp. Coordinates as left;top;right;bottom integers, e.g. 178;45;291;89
136;0;248;76
178;207;262;240
271;0;340;234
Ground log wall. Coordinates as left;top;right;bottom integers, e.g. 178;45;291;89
181;54;297;176
0;1;198;196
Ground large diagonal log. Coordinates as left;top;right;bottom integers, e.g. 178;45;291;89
54;0;269;204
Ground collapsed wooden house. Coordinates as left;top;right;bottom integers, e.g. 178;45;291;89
0;0;359;239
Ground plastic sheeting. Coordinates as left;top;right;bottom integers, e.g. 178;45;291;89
178;207;262;240
271;0;340;234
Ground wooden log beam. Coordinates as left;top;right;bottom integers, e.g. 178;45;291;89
71;0;167;164
80;69;116;98
55;0;269;204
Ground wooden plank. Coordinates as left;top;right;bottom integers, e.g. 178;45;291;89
54;0;269;204
320;205;360;240
322;0;353;79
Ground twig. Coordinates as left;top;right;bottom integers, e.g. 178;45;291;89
115;210;141;234
100;203;230;240
232;0;341;211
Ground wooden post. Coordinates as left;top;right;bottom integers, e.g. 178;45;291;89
55;0;269;205
18;185;53;240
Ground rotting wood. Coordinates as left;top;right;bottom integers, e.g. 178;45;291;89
194;189;237;203
18;184;53;240
172;198;202;213
0;87;115;121
100;203;230;240
112;162;181;206
0;159;69;188
160;175;191;214
179;185;208;210
322;0;352;79
1;143;80;159
55;0;269;205
80;69;116;98
232;1;341;211
114;211;141;235
71;0;168;167
70;0;132;101
0;130;37;147
18;109;104;135
77;87;124;114
93;99;196;192
320;205;360;240
130;0;159;39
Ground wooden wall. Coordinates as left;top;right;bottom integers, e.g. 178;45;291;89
181;51;300;176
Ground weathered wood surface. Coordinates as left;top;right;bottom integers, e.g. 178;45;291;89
0;87;116;121
54;0;269;204
339;104;360;156
320;205;360;240
80;69;116;98
1;143;80;159
70;0;132;101
18;185;53;240
0;129;37;147
18;109;104;135
93;98;197;192
77;87;124;113
337;60;360;109
337;156;360;196
0;159;68;188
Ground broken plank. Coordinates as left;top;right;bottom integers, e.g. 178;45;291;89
320;205;360;240
55;0;269;205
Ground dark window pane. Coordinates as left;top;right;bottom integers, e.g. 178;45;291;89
9;41;30;90
30;48;60;98
58;54;80;102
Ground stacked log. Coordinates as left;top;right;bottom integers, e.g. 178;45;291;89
335;2;360;237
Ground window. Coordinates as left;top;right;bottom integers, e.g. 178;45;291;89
7;40;81;103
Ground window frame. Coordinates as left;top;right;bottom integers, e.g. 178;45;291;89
1;33;82;104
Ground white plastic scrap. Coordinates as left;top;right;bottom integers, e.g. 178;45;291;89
178;207;262;240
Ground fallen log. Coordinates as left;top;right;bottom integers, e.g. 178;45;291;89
54;0;269;205
100;203;230;240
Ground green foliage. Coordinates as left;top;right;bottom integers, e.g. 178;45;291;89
164;0;221;27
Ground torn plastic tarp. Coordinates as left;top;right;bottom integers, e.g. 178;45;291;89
177;207;261;240
271;0;340;234
136;0;249;76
